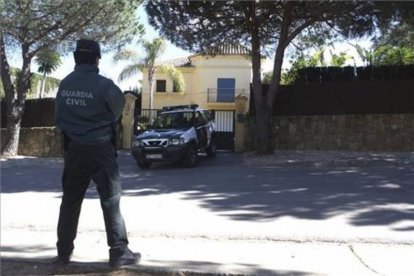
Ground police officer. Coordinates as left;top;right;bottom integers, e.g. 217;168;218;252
55;39;139;267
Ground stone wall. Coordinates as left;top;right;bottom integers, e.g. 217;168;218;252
1;127;63;157
246;114;414;151
2;113;413;158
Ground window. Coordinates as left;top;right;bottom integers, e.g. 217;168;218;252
156;80;166;92
217;78;235;102
203;110;214;122
195;111;207;126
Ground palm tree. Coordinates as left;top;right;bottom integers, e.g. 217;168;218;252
329;50;351;67
113;38;185;113
34;48;61;98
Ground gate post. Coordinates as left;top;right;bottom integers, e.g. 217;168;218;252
121;93;137;149
234;94;248;152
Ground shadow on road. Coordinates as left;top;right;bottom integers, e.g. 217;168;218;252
119;152;414;229
2;151;413;229
1;257;312;276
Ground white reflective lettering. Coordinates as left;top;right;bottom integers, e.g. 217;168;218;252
65;98;87;106
60;89;93;99
61;89;92;106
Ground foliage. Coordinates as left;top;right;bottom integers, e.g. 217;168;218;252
158;64;185;93
374;46;414;65
374;1;414;48
114;38;185;110
0;68;60;99
1;0;144;156
351;44;414;66
266;47;351;85
146;1;375;54
34;48;62;98
145;1;379;154
274;43;414;85
329;50;350;67
1;0;144;53
35;49;62;76
351;44;375;66
28;73;60;98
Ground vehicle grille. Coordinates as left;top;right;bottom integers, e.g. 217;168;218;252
143;139;168;147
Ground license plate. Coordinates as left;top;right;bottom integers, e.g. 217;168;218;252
146;154;162;159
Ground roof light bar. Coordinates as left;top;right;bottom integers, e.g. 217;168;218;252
162;104;199;111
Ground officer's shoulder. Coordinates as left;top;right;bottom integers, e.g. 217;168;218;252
97;74;122;94
97;74;116;87
61;71;76;82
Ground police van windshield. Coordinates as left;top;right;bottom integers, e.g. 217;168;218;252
152;111;194;129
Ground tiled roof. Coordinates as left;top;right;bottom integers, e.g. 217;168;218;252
198;43;251;56
160;43;251;67
159;56;193;67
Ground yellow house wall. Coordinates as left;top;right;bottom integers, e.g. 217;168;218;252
191;55;252;110
142;55;256;110
142;68;195;110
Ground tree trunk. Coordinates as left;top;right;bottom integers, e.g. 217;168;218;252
1;107;23;157
39;72;46;98
259;3;294;155
1;41;32;157
148;72;154;123
247;1;273;154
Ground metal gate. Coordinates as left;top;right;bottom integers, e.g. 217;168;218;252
211;110;235;151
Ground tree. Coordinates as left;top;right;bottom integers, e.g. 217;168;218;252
34;48;62;98
374;1;414;48
146;1;377;154
375;46;414;65
113;38;185;113
351;44;414;66
265;47;351;85
329;50;350;67
1;0;144;157
351;44;375;66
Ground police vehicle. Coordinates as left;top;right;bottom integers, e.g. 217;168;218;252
131;104;216;168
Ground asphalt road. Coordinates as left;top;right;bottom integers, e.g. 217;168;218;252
2;150;413;243
2;150;414;275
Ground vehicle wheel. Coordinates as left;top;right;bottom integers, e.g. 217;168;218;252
137;159;151;169
183;145;197;168
206;138;216;158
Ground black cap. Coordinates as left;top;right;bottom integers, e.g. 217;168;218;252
74;39;101;58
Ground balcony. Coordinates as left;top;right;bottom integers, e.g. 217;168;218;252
207;88;246;103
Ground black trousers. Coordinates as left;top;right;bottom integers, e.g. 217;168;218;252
57;142;128;258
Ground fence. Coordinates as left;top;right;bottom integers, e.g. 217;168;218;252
295;65;414;84
1;98;56;128
249;80;414;116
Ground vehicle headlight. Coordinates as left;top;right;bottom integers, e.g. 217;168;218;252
169;138;184;145
132;140;143;147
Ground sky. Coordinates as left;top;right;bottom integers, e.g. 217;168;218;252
50;7;191;91
8;6;371;91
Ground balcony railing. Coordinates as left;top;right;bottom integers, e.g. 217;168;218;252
207;88;246;103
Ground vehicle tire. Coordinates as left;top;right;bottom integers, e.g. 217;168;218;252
137;159;151;169
206;138;216;158
183;145;197;168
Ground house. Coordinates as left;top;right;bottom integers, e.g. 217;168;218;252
141;43;264;111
